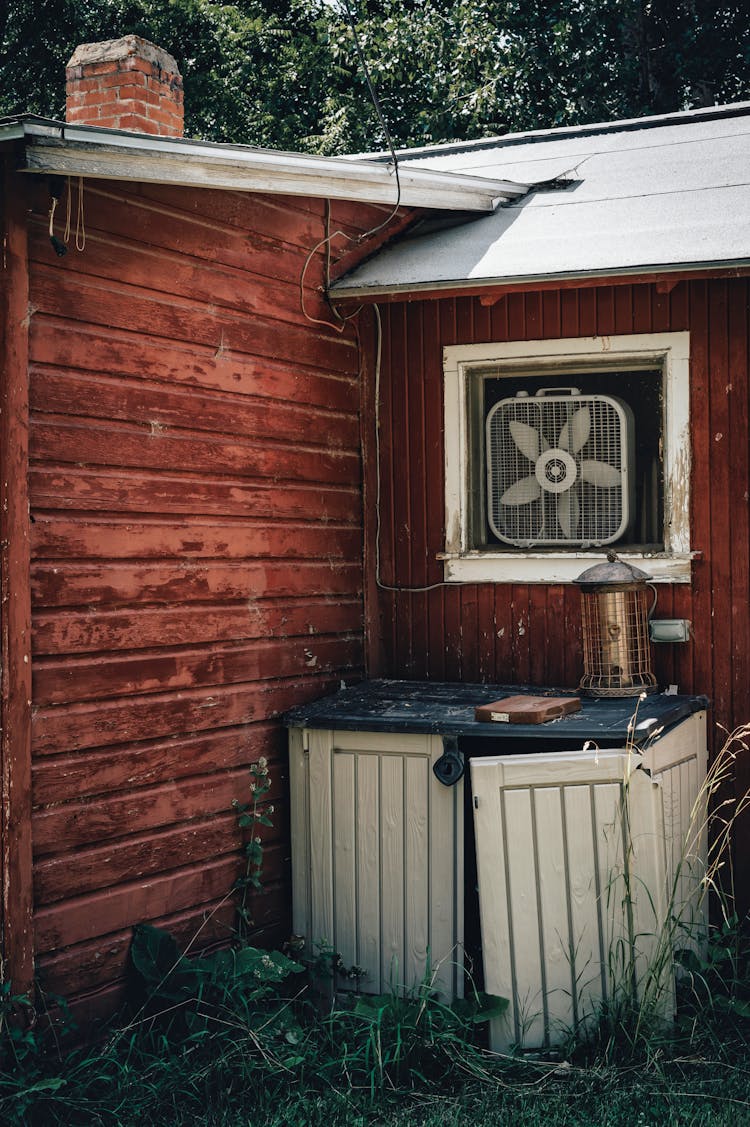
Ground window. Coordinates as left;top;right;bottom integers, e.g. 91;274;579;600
442;333;691;583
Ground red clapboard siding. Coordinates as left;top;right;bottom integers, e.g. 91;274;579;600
30;369;358;449
33;597;362;655
32;722;287;806
35;804;291;904
30;416;358;484
31;675;346;756
36;884;288;1006
24;176;380;1012
30;267;356;374
29;467;360;520
36;898;238;997
27;220;331;328
372;278;750;910
34;635;362;704
30;319;360;411
33;762;286;856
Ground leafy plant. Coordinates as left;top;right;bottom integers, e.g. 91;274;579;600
323;965;507;1095
232;756;275;940
2;1;748;152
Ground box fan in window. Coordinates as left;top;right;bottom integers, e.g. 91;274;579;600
485;388;635;547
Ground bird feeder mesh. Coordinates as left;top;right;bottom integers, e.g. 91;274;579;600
578;586;657;697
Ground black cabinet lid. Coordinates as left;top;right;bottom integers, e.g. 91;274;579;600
283;679;708;746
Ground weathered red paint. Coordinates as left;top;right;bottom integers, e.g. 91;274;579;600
6;170;388;1008
368;279;750;910
3;145;750;1017
0;157;34;995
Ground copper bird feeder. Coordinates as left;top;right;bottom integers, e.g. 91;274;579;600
574;552;658;697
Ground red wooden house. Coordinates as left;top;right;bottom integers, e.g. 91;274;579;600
1;35;749;1022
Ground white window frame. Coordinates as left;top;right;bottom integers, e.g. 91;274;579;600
442;332;691;584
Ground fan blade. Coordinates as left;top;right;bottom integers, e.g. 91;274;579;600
509;420;543;461
581;459;621;487
558;489;580;538
559;407;591;453
500;476;541;505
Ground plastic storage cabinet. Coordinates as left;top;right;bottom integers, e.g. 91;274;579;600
471;708;707;1051
286;683;707;1050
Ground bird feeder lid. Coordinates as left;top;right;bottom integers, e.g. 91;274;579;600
574;552;652;589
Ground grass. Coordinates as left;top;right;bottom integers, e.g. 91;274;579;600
2;918;750;1127
3;733;750;1126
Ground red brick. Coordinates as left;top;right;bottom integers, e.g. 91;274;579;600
79;89;113;106
107;112;153;131
124;57;162;77
112;83;156;103
144;101;179;124
115;100;153;120
67;105;101;122
69;59;118;78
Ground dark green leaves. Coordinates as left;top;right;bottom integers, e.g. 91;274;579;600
2;2;747;152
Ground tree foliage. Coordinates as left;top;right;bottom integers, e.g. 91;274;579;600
1;1;747;153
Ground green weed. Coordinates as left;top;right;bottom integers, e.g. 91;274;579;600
2;736;750;1125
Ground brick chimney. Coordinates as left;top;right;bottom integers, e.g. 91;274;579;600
66;35;184;136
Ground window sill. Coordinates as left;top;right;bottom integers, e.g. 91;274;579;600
439;550;695;585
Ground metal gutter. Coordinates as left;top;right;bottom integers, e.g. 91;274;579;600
2;118;526;211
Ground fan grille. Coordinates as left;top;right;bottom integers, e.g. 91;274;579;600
486;394;632;547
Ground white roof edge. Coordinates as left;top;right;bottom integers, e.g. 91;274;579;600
2;118;526;211
330;258;750;298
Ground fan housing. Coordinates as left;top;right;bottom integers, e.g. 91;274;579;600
485;389;635;547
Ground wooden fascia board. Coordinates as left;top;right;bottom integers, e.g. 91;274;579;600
20;136;524;212
331;264;750;306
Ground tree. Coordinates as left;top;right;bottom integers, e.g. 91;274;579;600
311;1;750;152
1;1;747;153
0;0;330;148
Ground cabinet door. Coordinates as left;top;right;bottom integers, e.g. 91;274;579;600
471;749;667;1051
291;728;463;998
641;711;708;955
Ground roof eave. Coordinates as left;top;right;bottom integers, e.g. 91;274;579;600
4;119;526;211
330;259;750;300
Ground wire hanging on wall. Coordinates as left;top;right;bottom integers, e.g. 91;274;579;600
303;4;453;593
64;176;86;251
371;304;454;594
47;176;87;258
339;0;401;234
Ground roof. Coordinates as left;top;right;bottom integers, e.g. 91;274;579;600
0;115;524;213
331;102;750;297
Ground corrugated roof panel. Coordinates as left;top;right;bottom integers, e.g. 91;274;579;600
332;106;750;295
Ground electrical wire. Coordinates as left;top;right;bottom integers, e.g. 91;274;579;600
300;1;404;334
299;201;364;332
63;176;86;250
340;0;401;237
372;303;453;594
304;6;454;593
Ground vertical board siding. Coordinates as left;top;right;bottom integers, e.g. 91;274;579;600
0;158;34;993
294;728;463;998
471;722;704;1052
24;177;382;1008
374;279;750;908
